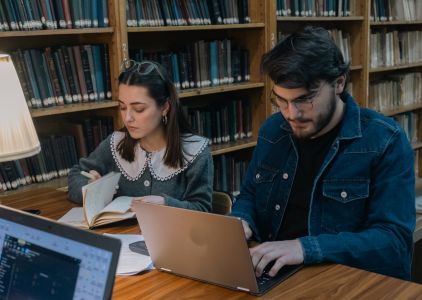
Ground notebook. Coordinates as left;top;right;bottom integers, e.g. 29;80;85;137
133;202;302;295
0;205;121;300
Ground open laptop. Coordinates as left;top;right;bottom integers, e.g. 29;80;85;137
0;205;121;300
133;202;302;295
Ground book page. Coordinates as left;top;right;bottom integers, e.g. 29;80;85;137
101;196;133;214
82;172;121;226
58;207;89;229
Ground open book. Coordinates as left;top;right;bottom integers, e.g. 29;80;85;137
59;172;135;229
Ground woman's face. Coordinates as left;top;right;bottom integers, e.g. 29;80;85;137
118;84;168;140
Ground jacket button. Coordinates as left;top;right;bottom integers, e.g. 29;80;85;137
340;191;347;199
256;173;260;180
275;204;281;210
144;180;150;187
282;173;289;180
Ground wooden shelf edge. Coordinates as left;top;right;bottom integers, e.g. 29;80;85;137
371;20;422;26
211;139;257;156
277;16;364;21
179;82;264;98
380;102;422;117
369;62;422;73
350;65;363;70
0;27;114;38
0;177;67;197
127;23;265;32
30;101;119;118
413;142;422;150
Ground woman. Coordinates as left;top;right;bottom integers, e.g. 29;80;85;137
68;60;213;211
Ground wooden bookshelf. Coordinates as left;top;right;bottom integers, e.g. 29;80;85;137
371;21;422;26
0;0;124;194
369;62;422;73
381;103;422;117
118;0;270;152
274;2;369;105
277;16;364;21
30;101;119;118
127;23;265;32
0;28;114;38
211;139;257;156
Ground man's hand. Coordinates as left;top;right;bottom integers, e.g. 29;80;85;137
130;195;166;211
250;240;304;277
242;219;253;240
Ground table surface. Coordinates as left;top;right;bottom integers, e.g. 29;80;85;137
2;188;422;299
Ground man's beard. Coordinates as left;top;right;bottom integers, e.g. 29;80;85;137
289;92;338;140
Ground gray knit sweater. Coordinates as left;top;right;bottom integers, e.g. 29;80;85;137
68;132;213;212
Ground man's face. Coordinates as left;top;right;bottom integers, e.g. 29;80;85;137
272;81;338;139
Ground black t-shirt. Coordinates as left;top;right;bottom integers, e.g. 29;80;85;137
276;123;341;241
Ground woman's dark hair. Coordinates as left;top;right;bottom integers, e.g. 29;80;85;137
262;26;350;93
117;60;193;168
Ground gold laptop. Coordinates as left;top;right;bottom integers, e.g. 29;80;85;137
133;202;302;295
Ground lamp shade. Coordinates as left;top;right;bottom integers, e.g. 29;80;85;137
0;54;40;162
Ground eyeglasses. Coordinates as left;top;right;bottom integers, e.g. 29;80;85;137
270;82;329;111
120;59;166;81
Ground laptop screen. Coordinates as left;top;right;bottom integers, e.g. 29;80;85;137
0;209;119;300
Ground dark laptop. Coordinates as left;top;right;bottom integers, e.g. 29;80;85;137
133;202;302;295
0;205;121;300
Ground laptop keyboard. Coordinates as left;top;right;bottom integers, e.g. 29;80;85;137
256;264;302;292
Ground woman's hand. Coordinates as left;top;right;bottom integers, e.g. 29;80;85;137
130;195;166;211
87;170;102;183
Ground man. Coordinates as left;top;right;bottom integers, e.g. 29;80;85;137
231;26;415;280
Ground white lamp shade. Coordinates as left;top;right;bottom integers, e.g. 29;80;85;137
0;54;40;162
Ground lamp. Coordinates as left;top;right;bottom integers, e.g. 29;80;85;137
0;54;40;162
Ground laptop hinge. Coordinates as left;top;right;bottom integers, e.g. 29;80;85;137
236;287;250;292
159;267;172;272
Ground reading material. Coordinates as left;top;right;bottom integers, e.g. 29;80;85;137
104;234;153;275
59;172;135;228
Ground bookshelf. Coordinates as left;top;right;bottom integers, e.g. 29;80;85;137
272;1;422;178
0;0;124;194
116;0;273;196
2;0;422;195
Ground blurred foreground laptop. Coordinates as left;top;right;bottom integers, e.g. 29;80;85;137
133;202;302;295
0;205;121;300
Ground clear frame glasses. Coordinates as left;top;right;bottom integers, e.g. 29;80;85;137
270;82;330;111
120;59;166;81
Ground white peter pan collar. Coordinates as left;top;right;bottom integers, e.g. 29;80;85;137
110;131;208;181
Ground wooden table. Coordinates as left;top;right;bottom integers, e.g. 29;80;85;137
2;188;422;299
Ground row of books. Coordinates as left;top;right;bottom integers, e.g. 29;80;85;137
276;0;355;17
130;40;250;90
369;72;421;112
63;116;114;157
213;154;248;197
371;0;422;22
186;99;252;145
0;0;109;31
0;135;78;192
278;28;352;64
0;116;114;192
393;112;418;145
12;44;112;109
370;30;422;69
126;0;250;27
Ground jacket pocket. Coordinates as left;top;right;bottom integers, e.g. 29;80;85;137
254;164;278;212
321;179;369;233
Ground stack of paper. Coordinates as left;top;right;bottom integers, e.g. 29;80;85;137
104;233;153;275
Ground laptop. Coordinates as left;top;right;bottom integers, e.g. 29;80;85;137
0;205;121;300
133;202;302;295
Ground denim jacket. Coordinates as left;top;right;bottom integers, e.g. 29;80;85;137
231;94;416;280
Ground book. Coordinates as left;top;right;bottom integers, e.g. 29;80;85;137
59;172;135;229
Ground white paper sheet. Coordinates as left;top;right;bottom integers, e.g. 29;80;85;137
104;233;153;275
